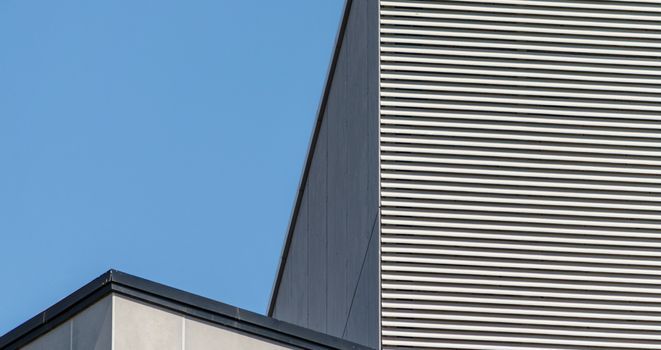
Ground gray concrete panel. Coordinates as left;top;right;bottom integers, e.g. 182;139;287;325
20;321;71;350
113;295;182;350
72;296;112;350
185;318;293;350
21;296;113;350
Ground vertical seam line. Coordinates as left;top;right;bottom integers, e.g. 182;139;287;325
341;213;379;338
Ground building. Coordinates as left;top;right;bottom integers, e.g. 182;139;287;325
3;1;661;349
269;0;661;349
0;270;370;350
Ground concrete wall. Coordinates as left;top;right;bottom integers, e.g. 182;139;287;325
270;0;380;348
113;295;293;350
20;295;299;350
21;296;112;350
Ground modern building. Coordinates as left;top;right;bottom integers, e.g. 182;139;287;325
0;270;370;350
4;1;661;349
269;0;661;349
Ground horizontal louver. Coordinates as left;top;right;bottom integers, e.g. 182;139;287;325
379;0;661;349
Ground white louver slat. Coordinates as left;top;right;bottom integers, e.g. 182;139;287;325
378;0;661;349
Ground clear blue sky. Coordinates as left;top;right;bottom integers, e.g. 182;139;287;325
0;0;344;334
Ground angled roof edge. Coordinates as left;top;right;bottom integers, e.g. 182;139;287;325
267;0;354;317
0;269;371;350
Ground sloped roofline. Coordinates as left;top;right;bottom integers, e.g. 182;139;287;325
0;269;371;350
267;0;354;316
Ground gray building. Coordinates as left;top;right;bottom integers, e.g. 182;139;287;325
0;270;371;350
270;0;661;349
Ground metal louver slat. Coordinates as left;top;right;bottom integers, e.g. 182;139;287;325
379;0;661;349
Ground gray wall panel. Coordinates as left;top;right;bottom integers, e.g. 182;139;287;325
291;192;309;327
185;318;294;350
21;297;112;350
272;259;294;323
366;0;380;226
366;226;379;350
114;295;182;350
307;122;328;334
116;296;297;350
345;0;372;310
21;321;71;350
72;296;112;350
271;0;380;346
344;221;379;348
379;1;661;349
326;40;349;337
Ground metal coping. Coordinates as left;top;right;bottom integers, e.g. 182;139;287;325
267;0;354;317
0;269;372;350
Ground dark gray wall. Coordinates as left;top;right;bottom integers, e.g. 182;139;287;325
271;0;379;348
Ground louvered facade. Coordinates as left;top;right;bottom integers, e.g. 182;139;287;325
270;1;661;350
379;0;661;349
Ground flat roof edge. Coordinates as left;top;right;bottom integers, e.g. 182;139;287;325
0;270;114;350
0;270;372;350
267;0;354;317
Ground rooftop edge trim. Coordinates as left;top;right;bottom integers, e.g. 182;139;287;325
0;269;372;350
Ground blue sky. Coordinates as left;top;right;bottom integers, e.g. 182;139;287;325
0;0;344;334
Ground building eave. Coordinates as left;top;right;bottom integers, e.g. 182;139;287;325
0;270;371;350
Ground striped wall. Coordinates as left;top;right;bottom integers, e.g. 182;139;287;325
378;1;661;349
